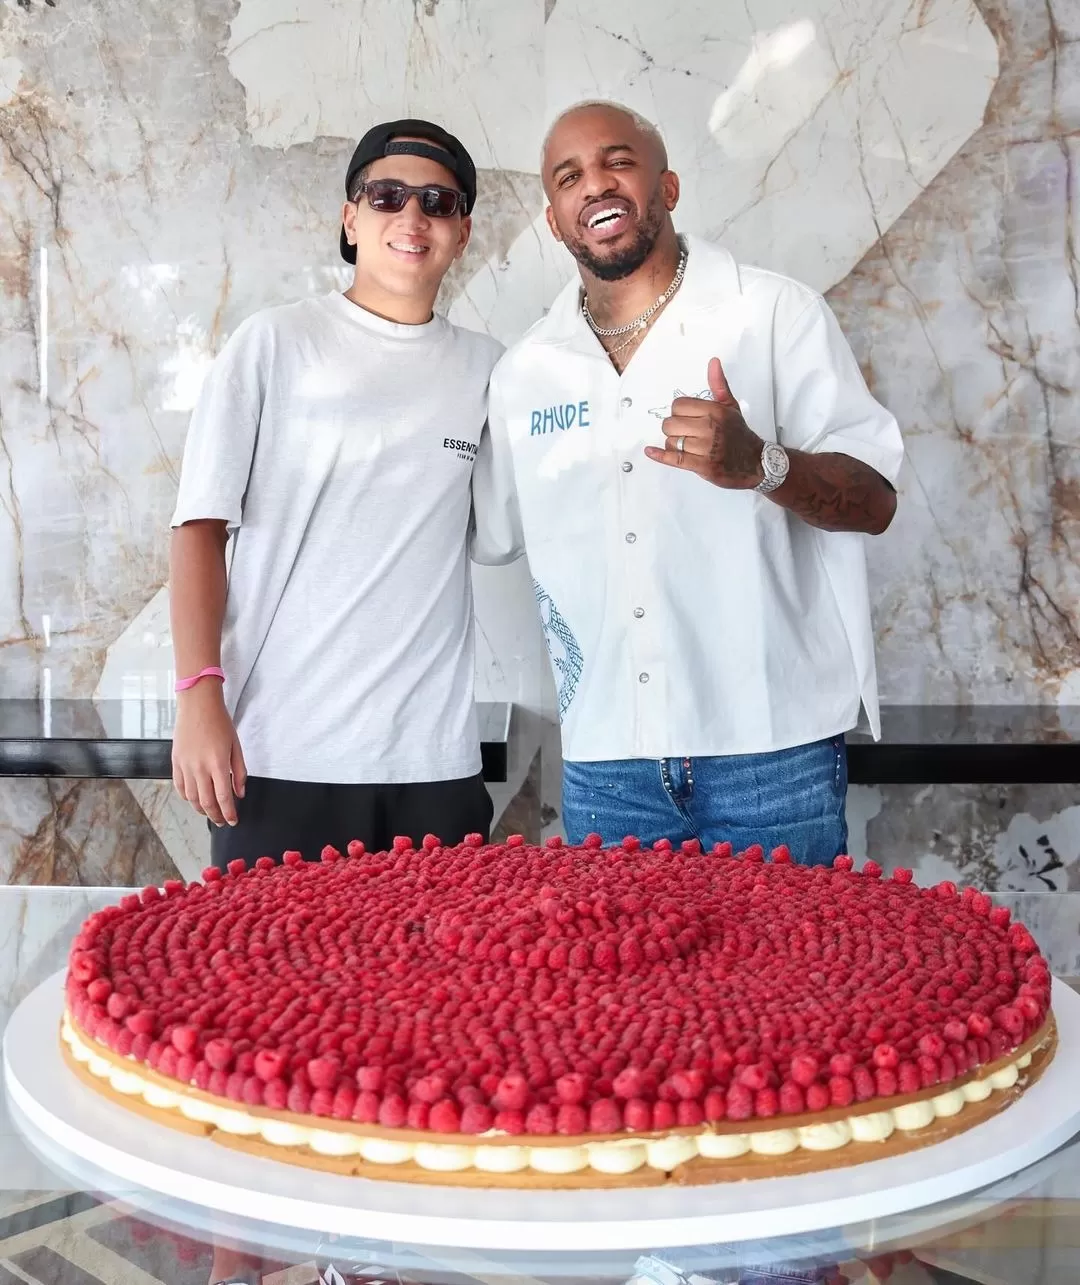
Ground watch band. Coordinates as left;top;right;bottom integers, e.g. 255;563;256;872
754;441;789;494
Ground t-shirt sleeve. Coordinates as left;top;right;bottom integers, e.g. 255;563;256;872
469;371;524;567
170;320;265;530
774;292;904;487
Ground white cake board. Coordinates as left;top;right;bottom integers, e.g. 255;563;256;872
5;972;1080;1253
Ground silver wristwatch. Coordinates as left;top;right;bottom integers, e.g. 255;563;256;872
754;440;790;493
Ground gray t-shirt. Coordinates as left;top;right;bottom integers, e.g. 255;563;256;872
171;291;519;784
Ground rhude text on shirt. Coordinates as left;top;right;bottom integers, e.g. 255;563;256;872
530;401;590;435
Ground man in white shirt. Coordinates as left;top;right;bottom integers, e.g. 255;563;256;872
169;118;520;880
488;102;903;865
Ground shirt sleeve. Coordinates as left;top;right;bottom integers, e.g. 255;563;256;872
469;373;524;567
774;292;904;486
170;318;266;530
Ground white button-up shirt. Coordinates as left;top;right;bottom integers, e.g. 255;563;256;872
488;235;904;762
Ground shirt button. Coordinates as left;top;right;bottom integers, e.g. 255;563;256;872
621;461;633;473
633;607;645;618
625;532;637;543
620;396;633;408
638;672;650;684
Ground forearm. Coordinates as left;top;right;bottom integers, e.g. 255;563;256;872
169;520;229;675
769;450;897;535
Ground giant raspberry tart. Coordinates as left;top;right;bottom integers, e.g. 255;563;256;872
61;836;1055;1187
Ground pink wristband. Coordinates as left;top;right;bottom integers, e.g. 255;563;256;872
174;666;225;693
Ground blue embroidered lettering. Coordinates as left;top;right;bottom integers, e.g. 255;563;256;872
579;400;590;428
530;410;542;436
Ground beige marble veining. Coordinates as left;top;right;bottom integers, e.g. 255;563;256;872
1;0;1078;884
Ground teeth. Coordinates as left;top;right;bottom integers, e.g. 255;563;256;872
588;207;626;229
390;242;426;254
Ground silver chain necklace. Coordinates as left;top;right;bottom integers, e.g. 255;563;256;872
582;249;688;339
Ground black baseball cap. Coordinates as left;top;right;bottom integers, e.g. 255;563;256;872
339;119;477;264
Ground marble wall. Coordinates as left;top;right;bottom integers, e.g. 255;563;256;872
0;0;1078;885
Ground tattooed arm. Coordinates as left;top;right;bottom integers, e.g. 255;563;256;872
768;449;897;535
647;357;898;535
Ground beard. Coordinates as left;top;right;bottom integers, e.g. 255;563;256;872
561;192;666;281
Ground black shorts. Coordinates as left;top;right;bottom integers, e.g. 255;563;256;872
209;772;494;872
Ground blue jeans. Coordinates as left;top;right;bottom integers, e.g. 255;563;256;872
561;737;848;867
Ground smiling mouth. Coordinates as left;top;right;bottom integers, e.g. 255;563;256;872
388;241;429;256
588;206;626;227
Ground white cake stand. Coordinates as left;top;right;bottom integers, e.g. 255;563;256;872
5;972;1080;1253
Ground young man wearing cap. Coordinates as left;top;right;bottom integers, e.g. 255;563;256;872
487;101;903;866
169;119;520;876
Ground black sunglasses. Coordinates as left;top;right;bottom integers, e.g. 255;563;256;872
354;179;467;219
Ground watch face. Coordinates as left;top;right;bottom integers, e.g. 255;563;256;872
763;442;789;477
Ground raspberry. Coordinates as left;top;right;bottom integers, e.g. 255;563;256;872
613;1067;645;1099
170;1026;198;1056
917;1055;941;1088
126;1010;157;1038
892;868;913;883
671;1069;705;1100
254;1050;287;1083
287;1081;312;1115
307;1057;341;1091
320;845;341;863
872;1044;899;1070
264;1079;288;1111
346;840;365;858
227;860;246;878
967;1013;992;1038
829;1053;855;1077
493;1072;528;1112
863;860;883;879
1016;994;1042;1022
943;1019;967;1044
736;1063;768;1091
702;1088;727;1121
242;1075;264;1107
357;1066;386;1094
918;1032;946;1059
770;845;792;864
677;1100;704;1126
776;1081;802;1114
806;1083;830;1111
254;857;275;872
282;851;303;867
87;978;112;1004
755;1087;779;1117
556;1104;588;1135
589;1099;623;1133
875;1067;899;1097
525;1103;556;1134
461;1103;495;1133
852;1066;876;1101
727;1084;754;1120
423;1097;461;1133
994;1006;1025;1037
790;1054;819;1087
331;1084;357;1120
555;1072;589;1105
493;1109;526;1134
833;856;854;872
652;1101;677;1129
828;1075;854;1108
897;1062;921;1095
625;1098;654;1130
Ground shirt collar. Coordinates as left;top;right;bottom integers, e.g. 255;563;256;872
538;233;743;351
